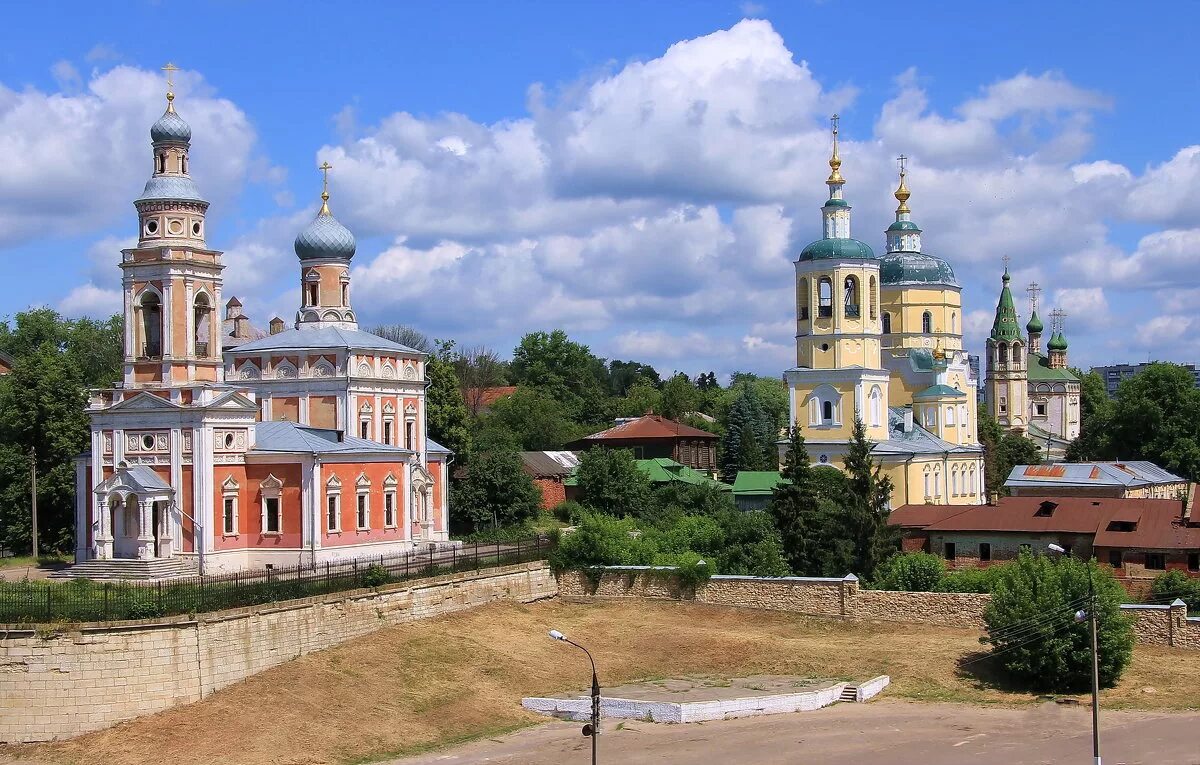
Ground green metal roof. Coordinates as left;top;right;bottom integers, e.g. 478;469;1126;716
731;471;790;495
1027;353;1079;381
1047;331;1068;351
564;458;730;490
798;237;877;262
823;198;850;208
880;251;958;286
989;269;1023;341
914;384;967;400
886;220;921;232
1026;310;1044;334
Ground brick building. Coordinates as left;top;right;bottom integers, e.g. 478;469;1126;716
567;414;718;475
518;451;580;510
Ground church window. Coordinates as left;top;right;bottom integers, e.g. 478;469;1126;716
360;420;370;440
1012;343;1023;366
924;407;936;429
822;400;834;424
327;493;340;532
193;293;211;357
141;434;155;450
180;153;188;174
260;475;283;534
882;312;891;334
406;419;415;449
356;491;370;530
223;497;237;535
139;292;162;358
946;406;956;426
383;475;398;528
157;153;166;174
308;283;319;306
869;277;878;320
998;343;1009;364
1035;402;1047;417
951;469;959;496
923;469;932;500
922;311;933;334
843;276;860;318
970;465;978;495
818;277;833;318
869;386;883;428
383;417;394;445
951;312;958;334
797;278;810;320
145;218;159;236
998;397;1007;415
192;221;202;237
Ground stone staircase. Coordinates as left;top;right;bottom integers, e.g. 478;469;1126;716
838;684;859;703
49;557;199;581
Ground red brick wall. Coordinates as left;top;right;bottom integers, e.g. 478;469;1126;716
533;478;563;511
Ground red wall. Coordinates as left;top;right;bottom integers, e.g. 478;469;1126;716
212;462;303;550
322;462;407;547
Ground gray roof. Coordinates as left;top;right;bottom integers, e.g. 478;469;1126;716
229;325;424;355
252;420;412;455
295;210;356;261
95;464;173;495
871;407;982;456
880;250;959;287
1005;461;1184;489
520;450;581;477
151;107;191;143
426;437;451;455
136;175;207;205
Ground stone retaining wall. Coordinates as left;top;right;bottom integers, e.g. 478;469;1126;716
559;568;1200;647
0;562;555;743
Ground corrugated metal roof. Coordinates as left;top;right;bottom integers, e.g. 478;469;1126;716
520;450;581;477
576;414;718;442
887;504;974;528
732;471;789;495
252;420;413;455
1005;461;1185;489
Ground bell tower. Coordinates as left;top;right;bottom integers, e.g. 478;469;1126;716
294;162;358;330
121;63;224;388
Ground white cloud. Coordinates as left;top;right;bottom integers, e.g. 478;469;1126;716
58;283;121;317
1050;287;1110;331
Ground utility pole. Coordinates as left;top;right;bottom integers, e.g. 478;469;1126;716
29;447;38;558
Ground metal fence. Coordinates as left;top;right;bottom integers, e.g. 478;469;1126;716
0;537;552;625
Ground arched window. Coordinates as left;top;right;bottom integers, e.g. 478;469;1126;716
951;311;958;334
180;152;188;174
998;342;1009;364
140;292;162;358
969;465;978;495
882;312;892;334
797;278;810;320
157;153;166;174
951;469;959;496
308;283;319;306
193;293;211;357
922;311;933;334
946;405;956;426
869;276;878;320
822;400;834;423
869;386;883;428
923;468;932;500
818;277;833;318
844;276;860;318
1012;342;1023;367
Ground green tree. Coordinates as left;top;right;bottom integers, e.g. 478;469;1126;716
509;330;609;422
842;416;898;579
370;324;432;353
873;552;946;591
476;387;585;450
607;359;661;395
1149;570;1200;612
979;413;1042;496
982;552;1134;691
1066;370;1113;461
1105;363;1200;480
719;391;769;482
454;344;508;417
424;341;472;464
769;427;825;575
448;449;541;534
615;382;662;419
574;448;654;517
659;373;699;421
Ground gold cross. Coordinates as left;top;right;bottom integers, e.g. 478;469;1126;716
830;113;839;138
897;154;908;176
319;161;333;196
162;62;179;91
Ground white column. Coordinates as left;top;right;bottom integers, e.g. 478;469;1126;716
402;460;413;543
138;499;155;559
74;459;87;562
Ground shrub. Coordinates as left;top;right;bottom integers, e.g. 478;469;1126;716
549;513;640;570
873;552;946;592
982;552;1134;691
936;566;1003;593
551;500;588;525
574;448;654;517
360;564;390;588
1149;570;1200;612
449;449;543;534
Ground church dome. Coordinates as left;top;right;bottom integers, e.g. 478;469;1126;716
136;175;207;205
150;107;192;144
798;237;877;262
1047;332;1068;351
880;251;958;286
886;220;921;232
295;209;356;261
1026;311;1044;334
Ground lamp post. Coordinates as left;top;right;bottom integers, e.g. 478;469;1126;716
549;629;600;765
1048;543;1101;765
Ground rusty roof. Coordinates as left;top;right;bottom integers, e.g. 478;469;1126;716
574;414;718;442
887;504;973;529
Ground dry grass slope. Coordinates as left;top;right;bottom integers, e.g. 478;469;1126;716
4;600;1199;765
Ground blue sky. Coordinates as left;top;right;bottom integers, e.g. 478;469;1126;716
3;1;1200;377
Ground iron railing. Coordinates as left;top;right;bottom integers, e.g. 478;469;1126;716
0;537;552;625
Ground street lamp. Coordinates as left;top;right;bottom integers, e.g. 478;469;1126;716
1048;543;1102;765
549;629;600;765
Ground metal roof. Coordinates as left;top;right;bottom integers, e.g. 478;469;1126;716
870;407;983;457
520;451;581;477
573;414;718;443
252;420;412;455
731;471;789;495
1005;461;1184;489
229;325;423;355
136;175;207;205
1027;352;1079;382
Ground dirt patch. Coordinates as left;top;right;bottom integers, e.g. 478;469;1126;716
3;599;1199;765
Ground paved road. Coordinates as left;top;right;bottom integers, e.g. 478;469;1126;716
389;700;1200;765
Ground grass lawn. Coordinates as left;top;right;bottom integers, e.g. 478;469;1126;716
5;600;1199;765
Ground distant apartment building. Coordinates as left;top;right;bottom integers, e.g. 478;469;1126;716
1092;362;1200;396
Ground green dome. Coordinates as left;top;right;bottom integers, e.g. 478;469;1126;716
1047;332;1068;351
1026;311;1044;334
886;220;921;232
880;251;958;286
798;238;877;262
823;198;850;208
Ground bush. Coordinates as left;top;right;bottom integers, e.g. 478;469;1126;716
449;449;542;534
982;552;1134;691
873;552;946;592
574;448;653;517
551;500;587;525
1149;570;1200;612
936;566;1003;593
360;564;390;588
549;513;642;570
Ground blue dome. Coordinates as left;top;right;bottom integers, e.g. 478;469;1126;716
295;209;356;261
150;108;191;144
798;238;877;262
880;251;958;286
886;220;921;232
136;175;207;205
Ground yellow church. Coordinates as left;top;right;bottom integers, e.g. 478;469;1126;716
781;118;985;507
